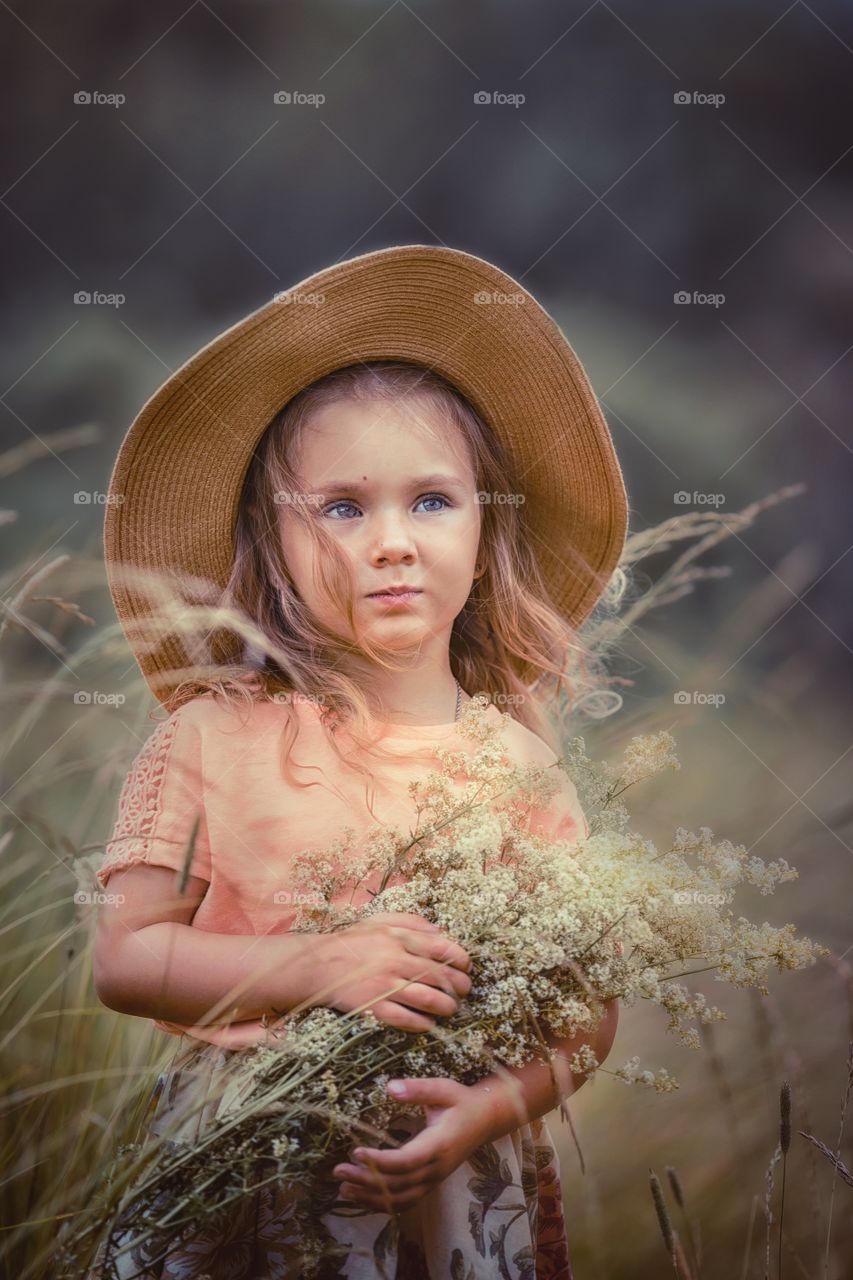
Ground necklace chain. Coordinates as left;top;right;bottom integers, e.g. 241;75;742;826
454;678;462;722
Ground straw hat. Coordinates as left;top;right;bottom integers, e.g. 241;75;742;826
104;243;629;704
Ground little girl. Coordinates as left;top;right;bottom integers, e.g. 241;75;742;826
87;245;628;1279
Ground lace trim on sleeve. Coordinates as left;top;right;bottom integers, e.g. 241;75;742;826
103;715;183;865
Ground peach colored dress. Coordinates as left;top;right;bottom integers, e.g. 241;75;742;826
88;693;588;1280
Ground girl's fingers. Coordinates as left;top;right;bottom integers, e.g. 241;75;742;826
333;1163;432;1193
402;929;471;973
350;1135;438;1173
370;999;435;1033
338;1181;428;1212
372;912;442;932
395;979;458;1018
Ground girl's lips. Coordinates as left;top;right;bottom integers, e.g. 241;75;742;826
368;590;422;607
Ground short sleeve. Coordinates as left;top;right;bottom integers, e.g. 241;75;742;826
528;758;590;845
97;704;212;890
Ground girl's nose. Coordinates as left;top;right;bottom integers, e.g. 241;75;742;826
373;544;416;564
371;527;417;563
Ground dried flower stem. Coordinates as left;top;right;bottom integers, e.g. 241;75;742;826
779;1080;791;1280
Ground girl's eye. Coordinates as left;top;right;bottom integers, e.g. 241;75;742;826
322;500;360;520
418;493;452;513
322;494;453;520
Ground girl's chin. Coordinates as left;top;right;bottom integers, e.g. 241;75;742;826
359;618;435;649
364;620;427;642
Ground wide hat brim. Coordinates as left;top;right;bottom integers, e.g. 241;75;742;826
104;243;629;704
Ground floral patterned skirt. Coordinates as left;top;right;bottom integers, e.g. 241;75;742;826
85;1035;574;1280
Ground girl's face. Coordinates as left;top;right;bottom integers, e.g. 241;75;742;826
278;397;482;650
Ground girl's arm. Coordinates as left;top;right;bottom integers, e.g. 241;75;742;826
94;866;473;1030
331;999;620;1211
467;997;620;1144
94;864;326;1025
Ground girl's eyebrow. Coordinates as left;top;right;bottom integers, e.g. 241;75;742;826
314;474;470;495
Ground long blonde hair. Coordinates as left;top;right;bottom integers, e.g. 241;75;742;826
166;360;628;786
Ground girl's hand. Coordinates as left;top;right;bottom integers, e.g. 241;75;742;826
331;1077;494;1215
315;913;473;1034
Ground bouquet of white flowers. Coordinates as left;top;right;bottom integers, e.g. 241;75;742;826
64;695;826;1277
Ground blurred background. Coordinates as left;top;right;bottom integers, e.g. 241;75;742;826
1;1;852;1276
